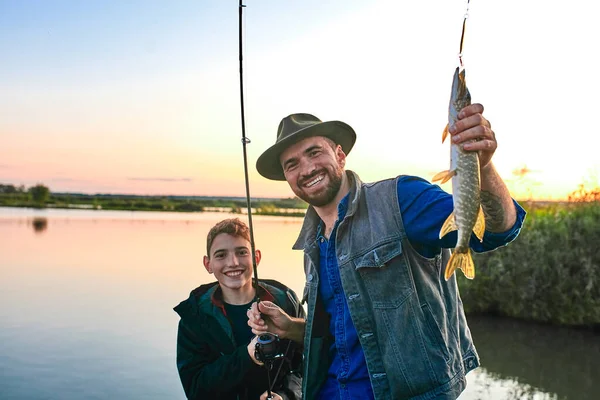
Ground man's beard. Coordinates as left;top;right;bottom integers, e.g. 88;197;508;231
295;167;344;207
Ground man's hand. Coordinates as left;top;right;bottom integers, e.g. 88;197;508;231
449;103;496;170
247;335;263;366
247;301;305;344
450;102;518;231
260;391;283;400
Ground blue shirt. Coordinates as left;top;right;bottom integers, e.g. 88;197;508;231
316;176;527;399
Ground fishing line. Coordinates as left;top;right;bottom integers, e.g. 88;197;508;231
458;0;471;68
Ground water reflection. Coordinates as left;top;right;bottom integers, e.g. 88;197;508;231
31;217;48;233
0;207;597;400
464;314;599;400
463;369;558;400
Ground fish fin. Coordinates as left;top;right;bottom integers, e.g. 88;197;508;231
442;124;450;143
439;211;458;239
473;205;486;242
432;169;456;184
444;248;475;281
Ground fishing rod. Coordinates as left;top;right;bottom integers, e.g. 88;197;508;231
238;2;288;399
237;0;259;296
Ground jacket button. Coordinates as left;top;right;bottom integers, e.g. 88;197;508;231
307;273;313;282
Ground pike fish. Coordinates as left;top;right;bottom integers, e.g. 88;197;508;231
433;67;485;281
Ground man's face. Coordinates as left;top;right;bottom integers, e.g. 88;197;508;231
203;233;258;292
279;136;346;207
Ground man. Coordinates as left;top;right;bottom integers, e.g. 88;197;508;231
247;106;526;399
174;218;303;400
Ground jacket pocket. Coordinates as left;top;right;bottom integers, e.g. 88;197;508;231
354;239;414;308
420;303;451;365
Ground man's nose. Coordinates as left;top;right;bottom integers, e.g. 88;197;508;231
299;158;317;177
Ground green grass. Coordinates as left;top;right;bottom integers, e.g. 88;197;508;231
458;200;600;327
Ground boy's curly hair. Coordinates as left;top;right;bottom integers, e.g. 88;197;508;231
206;218;250;257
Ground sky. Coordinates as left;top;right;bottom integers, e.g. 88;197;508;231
1;0;598;201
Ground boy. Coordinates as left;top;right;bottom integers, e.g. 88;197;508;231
174;218;303;400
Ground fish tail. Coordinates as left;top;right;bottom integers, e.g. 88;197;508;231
444;247;475;281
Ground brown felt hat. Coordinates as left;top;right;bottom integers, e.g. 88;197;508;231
256;113;356;181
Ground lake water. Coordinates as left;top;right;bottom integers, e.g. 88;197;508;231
1;207;597;399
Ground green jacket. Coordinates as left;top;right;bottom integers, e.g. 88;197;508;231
174;280;304;400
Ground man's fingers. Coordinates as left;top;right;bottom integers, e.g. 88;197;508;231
258;301;281;316
458;103;484;119
452;125;494;144
251;326;268;335
451;113;487;136
247;302;266;326
463;139;497;152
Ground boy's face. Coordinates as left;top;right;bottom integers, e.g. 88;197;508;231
203;233;259;292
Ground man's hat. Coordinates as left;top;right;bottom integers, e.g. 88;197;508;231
256;113;356;181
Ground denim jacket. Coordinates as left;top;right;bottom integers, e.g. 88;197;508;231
295;171;479;400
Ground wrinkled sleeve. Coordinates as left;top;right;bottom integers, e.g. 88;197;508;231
176;320;254;399
397;176;526;257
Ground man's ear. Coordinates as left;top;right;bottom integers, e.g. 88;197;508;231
203;255;213;274
254;249;262;266
336;145;347;167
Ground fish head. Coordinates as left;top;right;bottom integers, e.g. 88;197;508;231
450;67;471;116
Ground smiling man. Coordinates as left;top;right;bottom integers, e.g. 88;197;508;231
248;111;526;399
173;218;303;400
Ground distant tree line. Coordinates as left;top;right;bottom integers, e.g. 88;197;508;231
0;182;308;216
1;183;50;206
0;183;26;194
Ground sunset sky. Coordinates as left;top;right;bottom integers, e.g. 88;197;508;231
1;0;598;201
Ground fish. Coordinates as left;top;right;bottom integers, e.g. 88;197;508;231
432;66;485;281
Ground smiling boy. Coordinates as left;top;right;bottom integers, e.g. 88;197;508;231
174;218;303;400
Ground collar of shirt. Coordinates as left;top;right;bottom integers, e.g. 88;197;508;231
210;284;275;317
316;193;350;240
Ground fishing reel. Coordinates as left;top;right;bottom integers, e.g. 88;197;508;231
254;333;288;400
254;332;284;364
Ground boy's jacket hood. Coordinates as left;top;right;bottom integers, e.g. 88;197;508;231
173;279;299;319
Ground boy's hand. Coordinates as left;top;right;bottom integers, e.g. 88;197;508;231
260;391;283;400
247;335;263;366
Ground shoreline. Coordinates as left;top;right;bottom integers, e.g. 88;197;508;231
0;203;306;218
0;196;307;217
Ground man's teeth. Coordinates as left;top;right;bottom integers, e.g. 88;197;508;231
225;271;243;277
306;175;323;187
